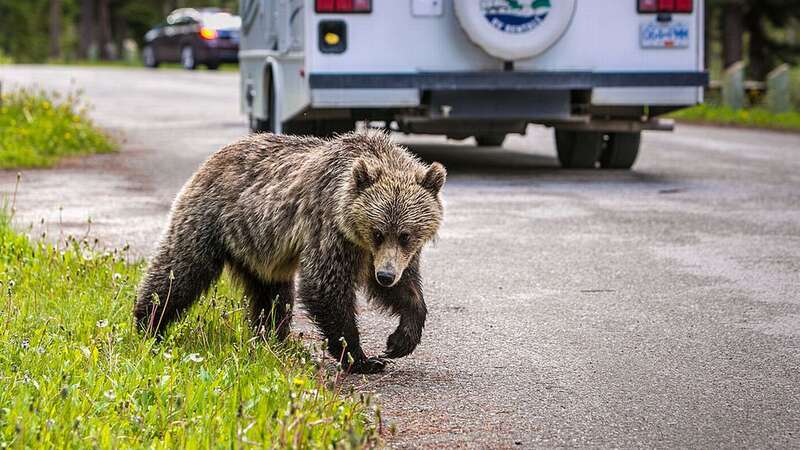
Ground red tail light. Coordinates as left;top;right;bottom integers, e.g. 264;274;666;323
316;0;371;13
638;0;692;13
675;0;693;12
199;27;218;40
638;0;657;12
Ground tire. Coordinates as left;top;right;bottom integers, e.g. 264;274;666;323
142;46;159;68
248;68;276;133
475;134;506;147
454;0;577;60
180;46;197;70
599;132;641;169
249;114;273;133
555;130;603;169
249;66;277;133
206;62;220;70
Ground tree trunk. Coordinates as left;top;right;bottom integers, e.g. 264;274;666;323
721;3;744;69
78;0;95;59
97;0;114;60
49;0;63;59
704;0;717;71
745;10;768;81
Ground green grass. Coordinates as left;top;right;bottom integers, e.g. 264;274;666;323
45;59;240;72
0;211;379;448
0;88;116;169
669;104;800;132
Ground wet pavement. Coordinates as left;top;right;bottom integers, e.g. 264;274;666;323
2;65;799;448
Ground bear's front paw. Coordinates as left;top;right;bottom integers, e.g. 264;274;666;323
348;356;387;374
383;328;419;359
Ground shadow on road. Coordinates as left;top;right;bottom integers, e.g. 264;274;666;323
406;143;558;172
404;142;673;187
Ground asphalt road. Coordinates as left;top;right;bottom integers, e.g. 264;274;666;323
2;66;799;448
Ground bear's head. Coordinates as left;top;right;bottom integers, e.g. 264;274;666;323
342;146;446;288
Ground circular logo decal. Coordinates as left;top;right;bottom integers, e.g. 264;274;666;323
481;0;552;34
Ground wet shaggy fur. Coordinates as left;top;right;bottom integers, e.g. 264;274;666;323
133;131;446;373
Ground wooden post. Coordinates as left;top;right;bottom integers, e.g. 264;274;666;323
766;64;791;114
722;61;745;110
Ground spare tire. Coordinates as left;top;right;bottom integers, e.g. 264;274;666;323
454;0;577;61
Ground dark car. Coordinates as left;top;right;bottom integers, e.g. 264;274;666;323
142;8;241;70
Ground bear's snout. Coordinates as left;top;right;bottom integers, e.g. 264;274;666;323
375;269;397;287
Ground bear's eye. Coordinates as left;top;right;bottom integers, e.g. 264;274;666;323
398;232;411;247
372;230;384;245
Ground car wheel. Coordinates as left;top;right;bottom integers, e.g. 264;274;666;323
249;70;276;133
555;130;603;169
143;46;159;68
249;114;272;133
206;62;220;70
180;46;197;70
475;134;506;147
599;132;641;170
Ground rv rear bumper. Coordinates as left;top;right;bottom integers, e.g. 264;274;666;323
308;71;709;91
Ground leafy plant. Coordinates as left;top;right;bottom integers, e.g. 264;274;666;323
0;87;116;168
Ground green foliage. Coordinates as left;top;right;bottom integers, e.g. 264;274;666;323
0;0;242;63
0;88;116;168
670;104;800;131
0;0;51;62
0;48;14;65
792;66;800;109
0;213;380;448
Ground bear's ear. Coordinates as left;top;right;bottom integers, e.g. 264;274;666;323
352;159;381;191
420;162;447;194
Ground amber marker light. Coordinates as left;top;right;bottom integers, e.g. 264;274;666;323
199;27;218;40
324;32;341;46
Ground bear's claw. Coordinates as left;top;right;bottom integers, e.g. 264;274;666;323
348;356;387;374
383;328;419;359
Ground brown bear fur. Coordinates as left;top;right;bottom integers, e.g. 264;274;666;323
133;131;446;373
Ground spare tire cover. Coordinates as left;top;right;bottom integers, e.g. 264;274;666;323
455;0;577;61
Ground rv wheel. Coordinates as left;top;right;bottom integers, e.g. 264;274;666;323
555;130;603;169
599;132;641;169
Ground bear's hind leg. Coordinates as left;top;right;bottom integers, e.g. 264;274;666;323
230;265;294;340
134;241;224;336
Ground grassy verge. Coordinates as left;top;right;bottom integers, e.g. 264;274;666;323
0;88;116;169
0;212;379;448
669;104;800;132
44;59;240;72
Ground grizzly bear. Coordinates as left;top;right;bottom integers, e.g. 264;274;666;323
133;131;446;374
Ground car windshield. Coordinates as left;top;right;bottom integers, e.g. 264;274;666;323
202;13;241;30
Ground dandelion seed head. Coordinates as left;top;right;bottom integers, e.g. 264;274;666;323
185;353;203;363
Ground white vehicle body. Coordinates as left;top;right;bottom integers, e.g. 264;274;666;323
239;0;706;169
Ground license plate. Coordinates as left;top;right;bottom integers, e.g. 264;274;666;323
640;21;690;49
